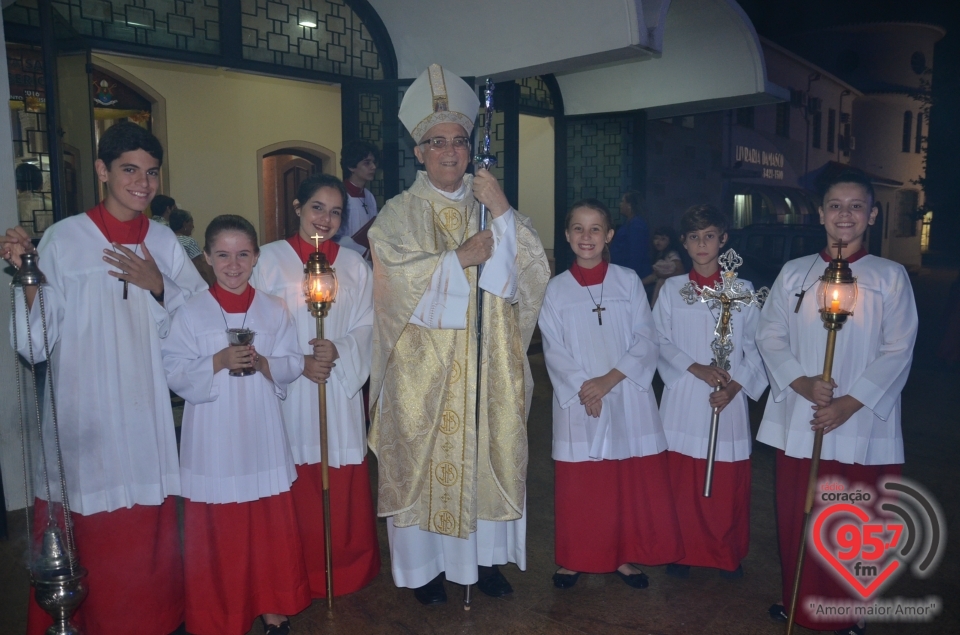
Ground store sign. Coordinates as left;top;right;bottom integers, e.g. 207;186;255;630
736;145;785;180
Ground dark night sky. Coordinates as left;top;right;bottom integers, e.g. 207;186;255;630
737;0;960;251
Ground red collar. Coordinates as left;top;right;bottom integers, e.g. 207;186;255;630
287;233;339;265
209;284;255;313
689;268;721;289
820;247;868;263
86;203;149;244
570;261;608;286
344;180;365;199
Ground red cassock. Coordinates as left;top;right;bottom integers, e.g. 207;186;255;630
27;498;184;635
776;451;901;631
667;451;751;571
554;454;685;572
183;492;311;635
290;460;381;597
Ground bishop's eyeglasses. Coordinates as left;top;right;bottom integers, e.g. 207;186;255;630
419;136;471;151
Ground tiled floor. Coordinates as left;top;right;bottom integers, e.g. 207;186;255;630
2;267;958;634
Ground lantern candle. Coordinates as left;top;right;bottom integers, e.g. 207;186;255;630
830;290;840;313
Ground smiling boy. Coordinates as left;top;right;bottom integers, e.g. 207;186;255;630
756;170;918;635
654;205;767;580
3;122;207;635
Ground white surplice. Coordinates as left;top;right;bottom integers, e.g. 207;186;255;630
162;290;303;503
335;190;379;257
385;189;525;588
539;264;666;463
654;275;768;462
756;254;918;465
251;242;373;468
10;214;207;515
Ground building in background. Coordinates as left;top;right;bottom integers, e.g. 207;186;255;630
642;24;943;271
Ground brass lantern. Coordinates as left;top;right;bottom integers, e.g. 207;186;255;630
303;250;338;321
817;245;858;331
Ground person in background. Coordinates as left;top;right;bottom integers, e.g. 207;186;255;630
170;208;214;286
336;140;380;258
151;194;176;226
609;190;652;281
642;225;685;306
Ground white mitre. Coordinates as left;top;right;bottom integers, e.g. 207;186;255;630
399;63;479;143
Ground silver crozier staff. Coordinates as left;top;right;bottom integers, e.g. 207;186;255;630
679;249;768;497
463;78;497;612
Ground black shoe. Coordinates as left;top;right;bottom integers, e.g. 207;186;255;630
413;573;447;605
552;569;581;589
261;617;291;635
665;563;690;578
719;564;744;579
769;604;788;623
834;625;865;635
477;565;513;597
615;569;649;589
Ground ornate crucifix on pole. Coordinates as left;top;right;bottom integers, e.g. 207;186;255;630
679;249;768;497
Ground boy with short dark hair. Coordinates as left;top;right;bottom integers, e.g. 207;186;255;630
756;169;918;635
336;139;380;256
3;121;206;635
653;204;767;579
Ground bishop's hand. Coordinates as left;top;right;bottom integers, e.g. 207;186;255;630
456;229;493;268
473;169;510;218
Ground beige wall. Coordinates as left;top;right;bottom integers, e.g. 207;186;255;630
94;54;342;238
518;114;555;252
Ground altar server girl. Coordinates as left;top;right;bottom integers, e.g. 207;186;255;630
756;169;918;634
539;199;684;590
251;174;380;600
654;204;767;579
162;215;309;635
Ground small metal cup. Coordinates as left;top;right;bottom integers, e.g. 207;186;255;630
226;328;256;376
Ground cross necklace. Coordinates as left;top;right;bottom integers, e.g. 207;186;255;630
571;265;606;325
99;207;147;300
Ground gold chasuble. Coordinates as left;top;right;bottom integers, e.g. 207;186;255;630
368;171;549;539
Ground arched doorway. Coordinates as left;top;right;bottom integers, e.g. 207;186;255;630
257;142;337;244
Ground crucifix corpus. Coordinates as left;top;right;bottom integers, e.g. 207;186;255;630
679;248;769;497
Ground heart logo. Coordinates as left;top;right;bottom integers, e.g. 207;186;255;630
812;503;902;599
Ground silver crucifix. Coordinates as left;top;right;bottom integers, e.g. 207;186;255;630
679;248;768;497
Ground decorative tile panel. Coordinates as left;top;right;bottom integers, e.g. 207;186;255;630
37;0;222;55
241;0;383;79
518;75;555;112
566;116;633;222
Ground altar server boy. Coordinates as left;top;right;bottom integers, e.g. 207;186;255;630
756;169;917;635
251;174;380;601
163;215;310;635
654;204;767;579
3;122;206;635
539;199;683;590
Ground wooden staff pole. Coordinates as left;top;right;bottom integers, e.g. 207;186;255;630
786;327;837;634
316;314;334;611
